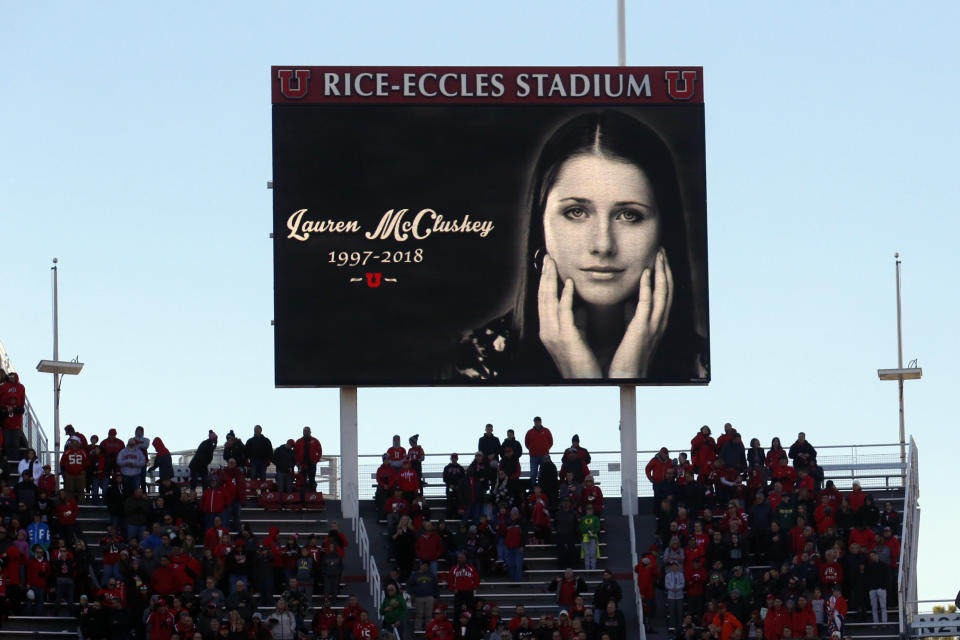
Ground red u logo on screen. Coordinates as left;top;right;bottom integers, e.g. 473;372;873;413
664;70;698;100
365;273;382;288
277;69;311;99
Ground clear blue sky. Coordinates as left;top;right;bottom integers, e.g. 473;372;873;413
2;1;957;603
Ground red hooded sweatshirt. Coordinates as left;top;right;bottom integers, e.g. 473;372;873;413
153;437;170;457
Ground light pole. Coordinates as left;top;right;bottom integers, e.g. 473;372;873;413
876;253;921;470
36;258;83;472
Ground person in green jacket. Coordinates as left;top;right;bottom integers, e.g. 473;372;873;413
579;503;602;570
380;582;410;638
728;565;752;601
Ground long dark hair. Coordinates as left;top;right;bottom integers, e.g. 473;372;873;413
512;110;703;379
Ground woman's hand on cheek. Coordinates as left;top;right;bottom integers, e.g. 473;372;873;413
538;254;602;378
609;247;673;378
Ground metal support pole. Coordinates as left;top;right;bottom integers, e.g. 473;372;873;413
620;385;637;516
52;259;61;472
616;0;627;66
339;386;359;519
894;254;906;468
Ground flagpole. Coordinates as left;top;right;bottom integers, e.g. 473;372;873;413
617;0;627;66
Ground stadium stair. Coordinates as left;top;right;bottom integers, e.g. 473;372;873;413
362;495;639;635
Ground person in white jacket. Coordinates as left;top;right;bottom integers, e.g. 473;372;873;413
267;598;298;640
17;449;43;480
665;561;686;632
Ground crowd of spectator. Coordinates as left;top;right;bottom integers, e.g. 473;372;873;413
0;368;906;640
0;377;361;640
375;417;627;640
640;424;902;640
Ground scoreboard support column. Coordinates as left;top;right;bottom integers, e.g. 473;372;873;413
620;385;638;516
340;386;359;519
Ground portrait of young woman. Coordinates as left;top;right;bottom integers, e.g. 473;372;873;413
456;109;709;383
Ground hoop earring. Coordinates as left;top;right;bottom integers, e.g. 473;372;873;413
531;248;545;272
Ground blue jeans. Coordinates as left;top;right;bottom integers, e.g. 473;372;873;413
228;501;241;531
465;503;483;524
126;525;144;544
505;547;524;581
101;563;119;585
529;456;544;483
250;460;267;481
204;512;224;531
121;474;140;496
275;471;291;493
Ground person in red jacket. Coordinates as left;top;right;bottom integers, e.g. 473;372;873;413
100;428;125;475
645;448;673;484
690;425;717;474
294;426;323;492
37;464;57;496
63;424;88;448
60;439;88;504
425;607;454;639
715;423;738;450
415;521;444;576
634;554;659;631
819;549;844;589
764;597;791;640
25;545;50;614
1;372;26;460
398;459;420;501
580;474;604;514
151;556;187;597
524;416;553;483
54;489;79;544
793;595;817;636
847;481;867;511
200;476;227;530
386;435;407;469
220;457;246;530
407;434;425;480
375;454;399;512
449;552;480;616
146;596;177;640
353;610;379;640
772;457;798;492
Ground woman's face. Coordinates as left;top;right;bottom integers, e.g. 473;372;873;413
543;154;660;306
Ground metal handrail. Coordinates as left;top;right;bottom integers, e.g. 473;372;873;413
898;437;920;638
353;442;904;459
625;486;646;640
351;513;383;618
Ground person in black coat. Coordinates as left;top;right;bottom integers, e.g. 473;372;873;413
477;424;501;467
189;431;218;490
223;430;247;468
597;601;627;640
554;498;579;568
500;429;524;460
443;454;466;519
719;434;747;472
746;438;766;469
538;455;559;504
244;425;274;481
107;596;134;640
788;433;817;471
593;570;623;609
857;495;881;530
272;439;296;493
